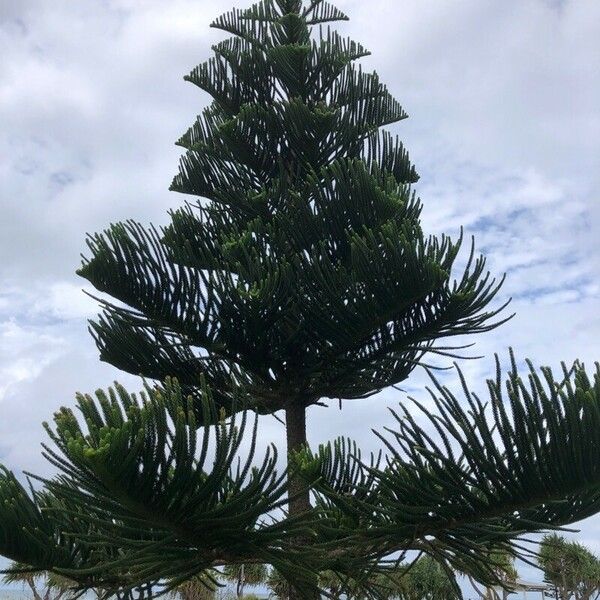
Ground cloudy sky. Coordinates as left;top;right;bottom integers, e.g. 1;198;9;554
1;0;599;590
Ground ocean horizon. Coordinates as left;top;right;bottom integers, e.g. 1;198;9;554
0;589;97;600
0;590;39;600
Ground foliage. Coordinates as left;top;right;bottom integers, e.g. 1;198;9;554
317;570;352;599
0;356;600;596
222;564;268;597
539;534;600;600
304;354;600;586
400;556;459;600
292;557;457;599
2;562;160;600
175;572;221;600
76;0;506;420
2;563;77;600
488;550;518;600
266;568;292;599
467;549;517;600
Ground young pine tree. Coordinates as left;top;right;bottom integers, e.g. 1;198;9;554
2;2;600;599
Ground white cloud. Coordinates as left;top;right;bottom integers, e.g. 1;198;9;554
29;282;99;321
0;320;65;403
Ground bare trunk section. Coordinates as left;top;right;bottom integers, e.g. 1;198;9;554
285;402;318;600
286;402;311;515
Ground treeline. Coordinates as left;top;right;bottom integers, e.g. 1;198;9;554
5;536;599;600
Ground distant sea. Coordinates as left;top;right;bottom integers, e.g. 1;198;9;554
0;587;271;600
0;590;32;600
0;589;97;600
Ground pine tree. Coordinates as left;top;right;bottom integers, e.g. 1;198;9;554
2;1;600;599
76;0;506;578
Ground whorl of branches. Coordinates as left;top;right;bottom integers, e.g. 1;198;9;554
301;353;600;588
1;354;600;596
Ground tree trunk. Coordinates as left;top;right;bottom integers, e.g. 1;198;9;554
560;572;570;600
237;564;245;598
285;402;318;600
467;575;487;600
26;577;43;600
